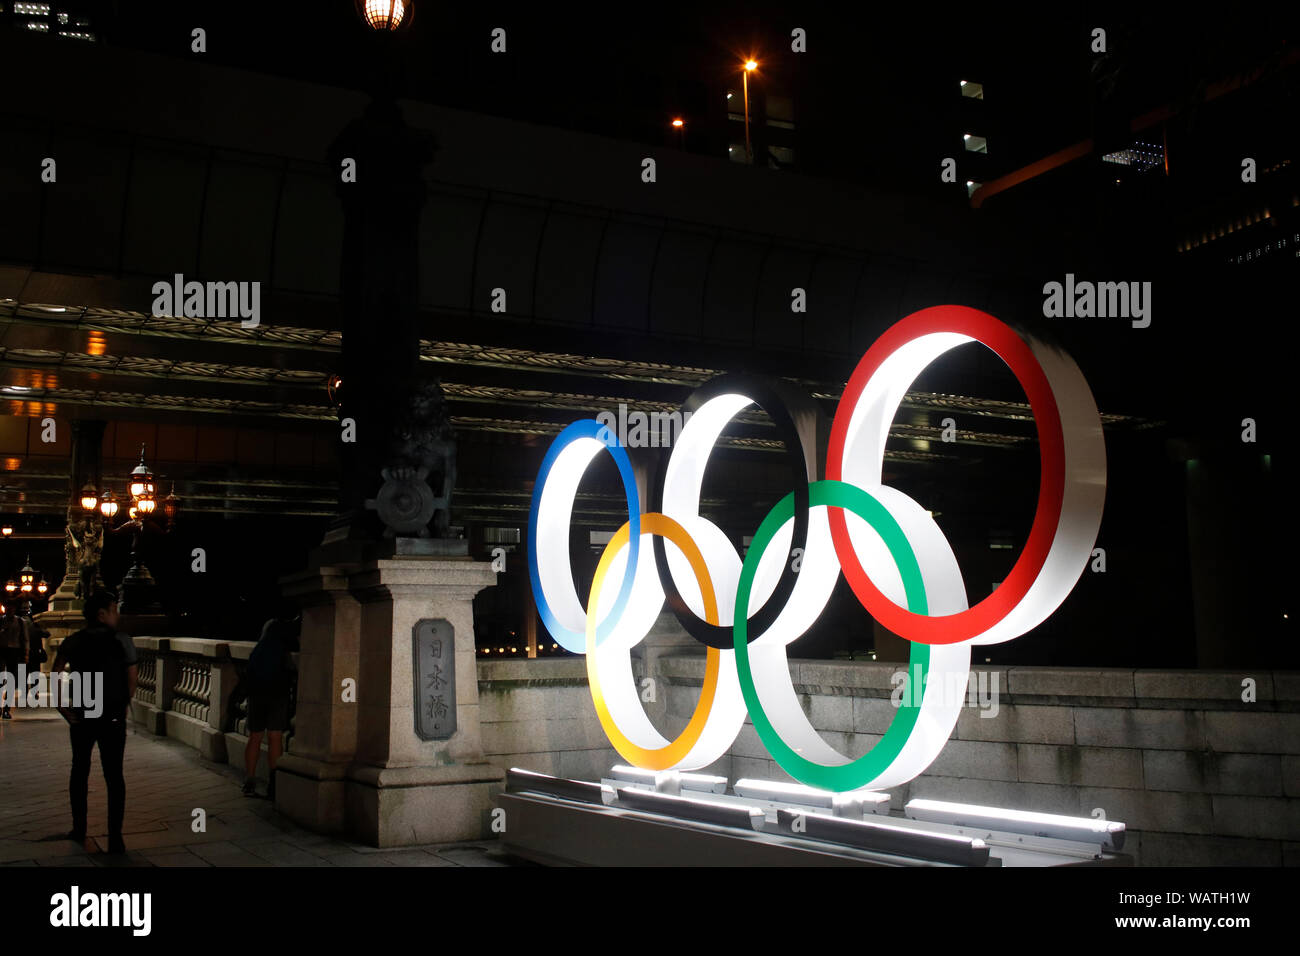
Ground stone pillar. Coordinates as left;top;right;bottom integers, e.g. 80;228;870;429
343;556;503;847
326;97;434;539
274;564;363;834
207;644;238;734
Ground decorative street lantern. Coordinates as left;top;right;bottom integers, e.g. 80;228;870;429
19;557;35;593
355;0;413;32
101;445;176;615
79;483;99;512
128;445;155;500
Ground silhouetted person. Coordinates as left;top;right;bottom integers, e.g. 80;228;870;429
0;611;26;719
51;590;137;854
242;602;300;799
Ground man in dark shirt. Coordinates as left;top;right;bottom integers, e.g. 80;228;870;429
51;590;138;854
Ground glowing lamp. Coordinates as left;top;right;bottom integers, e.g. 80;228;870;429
79;483;99;512
163;487;179;522
3;580;14;594
36;578;48;595
128;447;155;500
99;490;118;520
0;525;11;537
744;59;757;71
356;0;412;32
671;118;684;128
137;495;157;516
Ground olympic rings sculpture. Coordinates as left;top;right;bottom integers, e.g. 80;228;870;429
527;305;1106;792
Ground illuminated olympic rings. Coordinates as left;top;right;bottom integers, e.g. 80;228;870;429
527;305;1107;791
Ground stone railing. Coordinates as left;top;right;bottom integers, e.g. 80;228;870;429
133;647;158;707
128;637;297;780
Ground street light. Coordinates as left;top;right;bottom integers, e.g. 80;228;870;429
0;524;11;537
103;444;174;615
163;485;179;528
79;482;99;513
19;557;35;594
742;58;758;164
128;446;155;500
355;0;413;32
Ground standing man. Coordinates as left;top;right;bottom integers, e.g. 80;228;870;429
0;609;27;719
50;590;137;854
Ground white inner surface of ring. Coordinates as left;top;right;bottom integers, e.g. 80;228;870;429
592;532;747;768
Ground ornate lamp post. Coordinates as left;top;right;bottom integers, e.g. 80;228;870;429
109;445;165;614
4;555;48;615
325;0;445;548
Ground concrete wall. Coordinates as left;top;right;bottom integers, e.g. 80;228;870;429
478;654;1300;866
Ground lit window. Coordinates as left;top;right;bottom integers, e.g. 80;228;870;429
960;80;984;99
963;133;988;154
26;21;49;31
58;31;94;41
15;2;52;13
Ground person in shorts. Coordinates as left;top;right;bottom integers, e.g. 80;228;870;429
242;603;300;799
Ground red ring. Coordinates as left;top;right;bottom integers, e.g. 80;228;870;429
826;306;1066;645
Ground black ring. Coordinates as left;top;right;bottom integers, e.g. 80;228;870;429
648;374;824;649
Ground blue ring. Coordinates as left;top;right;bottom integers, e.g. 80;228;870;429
527;420;641;653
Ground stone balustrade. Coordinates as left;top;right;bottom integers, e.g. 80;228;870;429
127;637;296;782
125;630;1299;865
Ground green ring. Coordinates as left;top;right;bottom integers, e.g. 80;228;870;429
733;479;930;792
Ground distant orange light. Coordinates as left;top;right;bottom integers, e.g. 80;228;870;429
744;59;758;72
87;331;108;357
3;458;21;471
671;118;684;128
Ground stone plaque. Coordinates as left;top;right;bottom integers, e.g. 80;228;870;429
413;618;456;741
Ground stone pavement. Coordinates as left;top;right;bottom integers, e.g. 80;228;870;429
0;709;528;867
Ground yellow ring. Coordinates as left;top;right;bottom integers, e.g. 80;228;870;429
585;512;720;770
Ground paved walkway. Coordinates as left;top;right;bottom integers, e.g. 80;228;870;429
0;709;526;867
